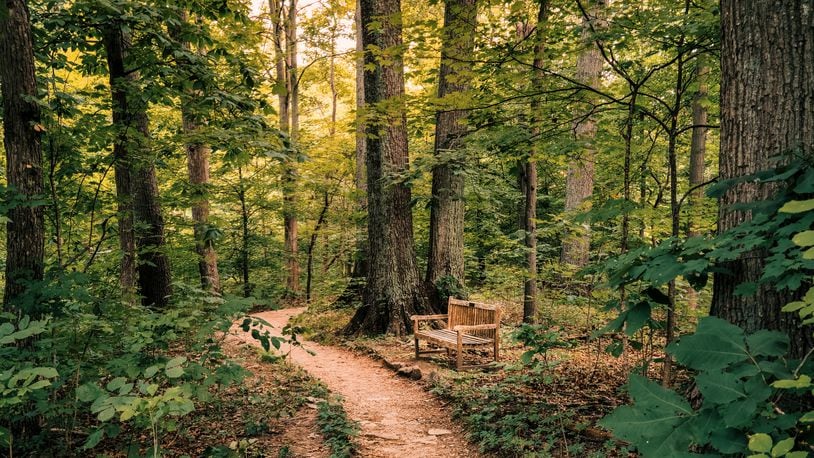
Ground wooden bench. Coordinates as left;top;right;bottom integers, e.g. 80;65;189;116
411;298;501;370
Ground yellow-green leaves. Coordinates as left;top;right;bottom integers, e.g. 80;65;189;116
780;199;814;214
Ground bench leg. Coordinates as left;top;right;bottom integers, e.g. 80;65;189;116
414;337;419;359
456;334;463;371
494;339;499;362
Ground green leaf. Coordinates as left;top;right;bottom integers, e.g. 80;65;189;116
667;318;748;371
786;452;809;458
166;356;186;369
82;428;105;450
165;366;185;379
799;411;814;422
695;371;746;404
771;437;794;457
0;323;13;337
792;230;814;247
106;377;127;392
772;375;812;389
625;302;651;335
710;427;747;454
722;397;759;428
628;374;692;414
748;433;773;453
144;365;160;378
97;406;116;422
779;199;814;213
746;330;789;357
782;301;807;312
735;282;758;297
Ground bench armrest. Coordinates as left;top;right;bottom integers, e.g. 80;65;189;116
453;324;498;332
411;314;448;321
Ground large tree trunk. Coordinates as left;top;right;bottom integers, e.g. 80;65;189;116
0;0;45;311
336;0;367;306
237;166;252;298
271;0;301;297
686;60;708;311
185;124;220;292
521;0;548;324
178;17;220;293
712;0;814;356
560;0;604;268
284;0;300;296
104;26;172;308
345;0;432;336
426;0;477;311
688;61;708;234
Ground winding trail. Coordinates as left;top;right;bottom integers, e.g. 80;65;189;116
231;308;482;458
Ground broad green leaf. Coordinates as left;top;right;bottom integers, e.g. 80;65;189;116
779;199;814;213
782;301;807;312
772;375;812;389
625;302;651;336
627;374;692;415
144;365;160;378
746;330;789;357
76;383;101;403
668;336;747;371
106;377;126;392
0;323;13;337
792;230;814;247
710;427;747;454
799;411;814;422
165;366;185;379
166;356;186;369
748;433;772;453
722;398;759;428
97;406;115;422
695;371;746;404
82;428;105;450
771;437;794;457
599;405;688;449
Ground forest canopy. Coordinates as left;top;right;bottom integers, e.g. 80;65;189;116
1;0;813;456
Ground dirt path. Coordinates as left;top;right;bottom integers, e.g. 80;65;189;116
231;308;482;458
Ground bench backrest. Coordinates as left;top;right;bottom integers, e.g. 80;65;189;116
447;298;500;339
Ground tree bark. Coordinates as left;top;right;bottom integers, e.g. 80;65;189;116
426;0;477;311
237;166;252;298
345;0;432;336
0;0;45;311
277;0;301;296
712;0;814;356
522;0;549;323
686;60;708;310
306;192;330;304
560;0;604;268
336;0;368;305
178;16;220;293
104;26;172;308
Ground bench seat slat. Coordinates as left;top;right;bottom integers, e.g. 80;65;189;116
415;328;493;346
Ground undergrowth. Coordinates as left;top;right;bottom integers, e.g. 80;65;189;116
316;397;359;457
430;366;627;457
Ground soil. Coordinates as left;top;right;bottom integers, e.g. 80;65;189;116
230;307;483;458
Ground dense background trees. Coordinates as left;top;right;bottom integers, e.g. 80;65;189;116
3;0;814;454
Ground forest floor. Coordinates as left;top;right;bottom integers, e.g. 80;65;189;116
228;307;482;457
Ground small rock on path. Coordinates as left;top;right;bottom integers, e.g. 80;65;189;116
231;308;482;458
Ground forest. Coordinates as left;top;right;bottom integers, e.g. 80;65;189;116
1;0;813;456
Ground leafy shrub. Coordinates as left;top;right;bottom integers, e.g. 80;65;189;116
600;317;811;456
316;398;359;458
